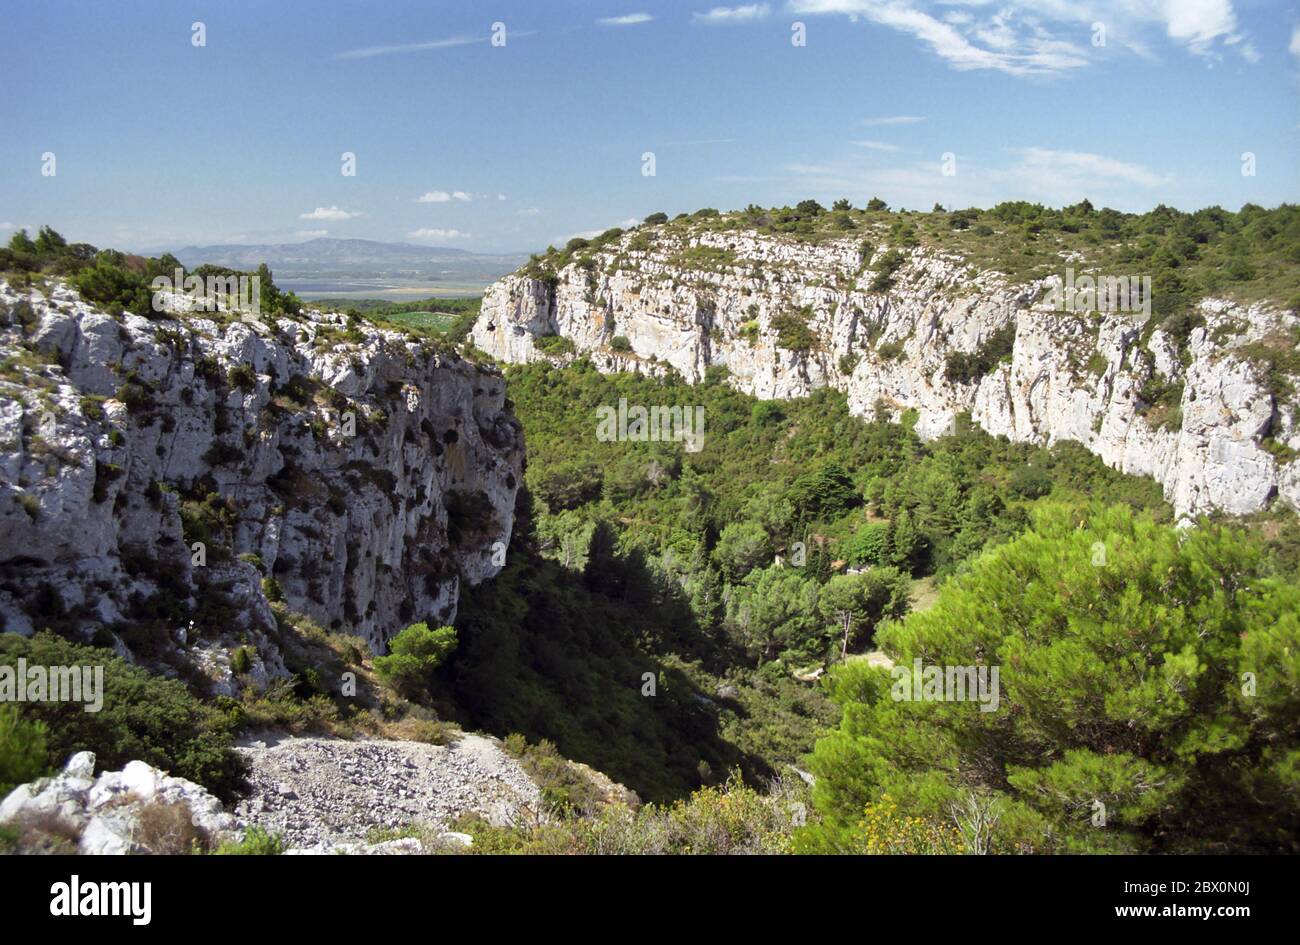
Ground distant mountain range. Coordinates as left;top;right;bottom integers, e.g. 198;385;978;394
170;238;528;299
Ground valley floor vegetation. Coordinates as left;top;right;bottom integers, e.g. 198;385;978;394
429;361;1299;852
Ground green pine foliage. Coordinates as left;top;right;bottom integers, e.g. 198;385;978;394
0;704;50;797
804;504;1300;854
373;623;458;695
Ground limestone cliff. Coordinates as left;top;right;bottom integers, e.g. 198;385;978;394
473;227;1299;518
0;280;522;678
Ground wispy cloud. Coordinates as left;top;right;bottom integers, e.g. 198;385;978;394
409;228;470;241
660;137;738;146
788;1;1086;76
300;206;360;221
860;115;925;126
599;13;654;26
1290;26;1300;60
295;229;328;239
338;35;484;60
1011;147;1164;189
787;1;1256;76
851;139;900;152
517;207;541;216
694;4;770;25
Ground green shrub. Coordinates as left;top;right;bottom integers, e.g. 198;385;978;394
944;323;1017;384
115;382;151;414
0;633;246;801
841;522;890;567
876;340;904;361
261;576;284;603
0;705;50;796
214;826;285;855
230;646;253;675
870;249;906;291
534;334;576;355
228;364;257;393
79;396;106;422
373;623;458;694
771;313;816;353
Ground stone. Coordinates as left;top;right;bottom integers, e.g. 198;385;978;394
62;751;97;781
79;813;134;856
473;234;1299;518
0;279;524;670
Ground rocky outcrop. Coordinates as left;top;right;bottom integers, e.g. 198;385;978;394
0;281;522;672
474;229;1299;517
0;751;239;854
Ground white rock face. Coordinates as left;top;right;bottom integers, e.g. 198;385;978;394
474;231;1299;517
0;281;523;662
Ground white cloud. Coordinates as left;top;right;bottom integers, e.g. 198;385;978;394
417;190;474;203
295;229;329;239
517;207;541;216
851;139;900;151
1160;0;1237;53
497;193;507;201
1011;147;1164;188
409;228;470;241
1290;26;1300;59
300;206;360;221
338;35;483;60
599;13;654;26
786;1;1253;76
860;115;926;126
693;4;770;25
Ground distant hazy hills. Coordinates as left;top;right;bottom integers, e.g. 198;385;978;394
170;237;528;299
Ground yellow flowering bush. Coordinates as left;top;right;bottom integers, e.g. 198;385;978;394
846;795;964;855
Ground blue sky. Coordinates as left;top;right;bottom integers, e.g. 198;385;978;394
2;0;1297;254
